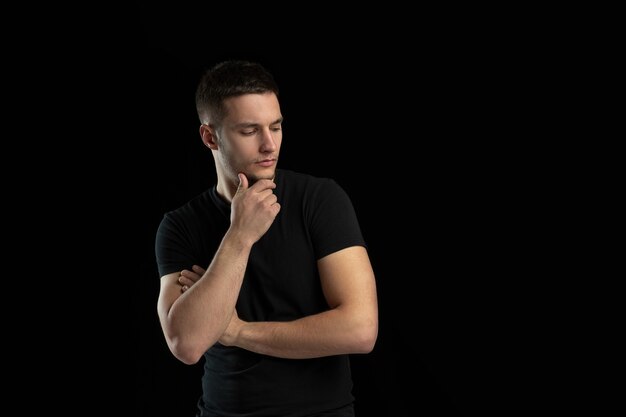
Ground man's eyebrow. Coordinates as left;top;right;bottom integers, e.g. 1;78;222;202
233;117;283;129
233;122;258;129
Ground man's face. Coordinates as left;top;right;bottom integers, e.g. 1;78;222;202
215;93;283;185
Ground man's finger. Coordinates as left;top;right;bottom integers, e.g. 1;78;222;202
236;173;249;193
192;265;206;274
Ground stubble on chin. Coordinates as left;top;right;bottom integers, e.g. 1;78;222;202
245;172;276;186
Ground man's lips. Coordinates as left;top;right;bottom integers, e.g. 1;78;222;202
256;159;276;167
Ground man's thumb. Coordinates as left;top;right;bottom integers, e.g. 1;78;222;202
237;173;248;192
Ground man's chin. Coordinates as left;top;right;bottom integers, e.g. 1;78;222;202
246;170;276;185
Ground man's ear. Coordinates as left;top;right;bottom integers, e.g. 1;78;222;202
200;124;219;150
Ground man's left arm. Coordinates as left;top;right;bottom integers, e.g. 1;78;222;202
219;245;378;359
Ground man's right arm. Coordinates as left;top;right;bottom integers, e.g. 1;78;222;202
157;174;280;365
157;231;252;364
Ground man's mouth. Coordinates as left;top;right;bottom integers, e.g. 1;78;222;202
256;158;276;167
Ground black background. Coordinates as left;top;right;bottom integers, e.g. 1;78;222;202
134;5;537;416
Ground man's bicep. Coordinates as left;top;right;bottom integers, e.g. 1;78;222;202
317;246;377;309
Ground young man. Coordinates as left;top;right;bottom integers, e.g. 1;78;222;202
155;60;378;417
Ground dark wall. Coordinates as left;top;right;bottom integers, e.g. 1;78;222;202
135;6;532;417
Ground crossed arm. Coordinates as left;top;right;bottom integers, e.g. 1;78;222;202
157;244;378;364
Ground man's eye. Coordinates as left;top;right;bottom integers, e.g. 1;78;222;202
271;126;282;132
241;130;256;136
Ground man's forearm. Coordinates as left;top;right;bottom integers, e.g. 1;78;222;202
228;307;377;359
167;231;251;361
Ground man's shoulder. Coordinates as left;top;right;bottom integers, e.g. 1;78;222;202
162;188;214;221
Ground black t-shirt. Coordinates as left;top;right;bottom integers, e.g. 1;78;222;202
155;169;366;416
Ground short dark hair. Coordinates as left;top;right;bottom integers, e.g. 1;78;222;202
195;60;279;127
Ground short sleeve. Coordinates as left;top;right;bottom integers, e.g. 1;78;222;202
308;179;366;260
155;212;196;277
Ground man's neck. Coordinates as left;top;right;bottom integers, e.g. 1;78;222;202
215;180;236;204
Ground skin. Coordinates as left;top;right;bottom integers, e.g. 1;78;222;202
157;92;378;364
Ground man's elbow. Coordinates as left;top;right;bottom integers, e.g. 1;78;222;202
353;317;378;354
168;336;210;365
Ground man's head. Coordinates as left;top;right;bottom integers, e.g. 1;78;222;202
196;60;279;128
196;61;283;194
